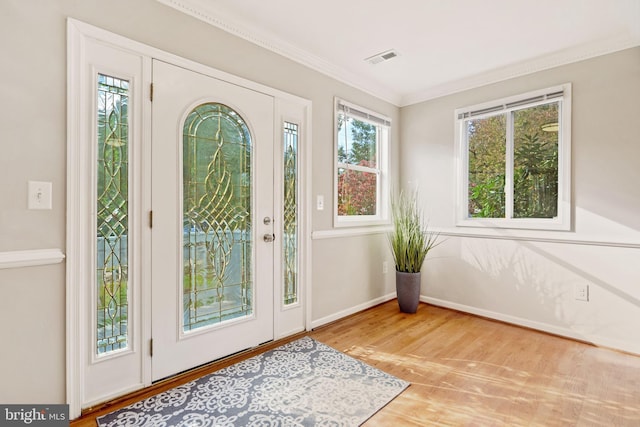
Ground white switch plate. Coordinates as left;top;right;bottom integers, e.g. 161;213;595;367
28;181;53;210
317;195;324;211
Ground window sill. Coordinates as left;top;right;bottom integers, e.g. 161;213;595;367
312;226;392;240
456;217;571;232
435;226;640;249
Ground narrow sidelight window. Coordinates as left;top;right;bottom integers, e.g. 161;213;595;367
96;74;130;354
283;121;299;305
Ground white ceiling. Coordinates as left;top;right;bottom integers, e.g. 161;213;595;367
159;0;640;106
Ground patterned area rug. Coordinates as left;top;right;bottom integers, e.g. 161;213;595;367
97;337;409;426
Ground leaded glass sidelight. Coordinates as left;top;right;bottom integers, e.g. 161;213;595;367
182;103;252;331
96;74;129;354
283;122;299;305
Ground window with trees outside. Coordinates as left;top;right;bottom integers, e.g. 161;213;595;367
455;84;571;230
335;98;390;226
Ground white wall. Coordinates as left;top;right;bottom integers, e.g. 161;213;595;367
400;47;640;354
0;0;398;404
311;233;395;326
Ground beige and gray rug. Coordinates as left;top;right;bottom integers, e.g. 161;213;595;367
97;337;409;426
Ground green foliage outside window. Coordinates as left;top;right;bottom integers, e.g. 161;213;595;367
513;104;559;218
468;114;506;218
467;102;559;219
337;116;379;216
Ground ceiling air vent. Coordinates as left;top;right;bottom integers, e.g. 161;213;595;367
365;49;399;65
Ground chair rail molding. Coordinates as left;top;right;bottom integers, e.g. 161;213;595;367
0;249;66;270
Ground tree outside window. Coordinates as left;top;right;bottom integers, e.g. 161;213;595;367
335;99;389;225
468;103;559;218
457;84;571;230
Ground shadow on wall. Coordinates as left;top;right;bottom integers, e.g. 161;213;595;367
425;235;640;347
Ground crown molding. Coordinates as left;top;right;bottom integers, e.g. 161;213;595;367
155;0;401;105
400;32;640;106
157;0;640;108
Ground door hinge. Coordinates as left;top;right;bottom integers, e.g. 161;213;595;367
150;83;154;102
149;210;153;228
150;338;153;357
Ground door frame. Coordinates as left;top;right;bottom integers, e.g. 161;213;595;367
66;19;312;419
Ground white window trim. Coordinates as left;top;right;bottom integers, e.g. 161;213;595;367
334;98;390;227
454;83;572;231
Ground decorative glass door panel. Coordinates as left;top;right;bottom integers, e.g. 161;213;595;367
283;122;298;306
96;73;129;355
182;103;253;331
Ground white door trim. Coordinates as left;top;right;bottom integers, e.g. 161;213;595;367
66;18;312;419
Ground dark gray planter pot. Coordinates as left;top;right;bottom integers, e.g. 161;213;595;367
395;271;421;313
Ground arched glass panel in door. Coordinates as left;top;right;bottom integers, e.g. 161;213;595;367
182;103;252;332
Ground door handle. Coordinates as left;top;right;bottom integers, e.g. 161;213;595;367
263;233;275;243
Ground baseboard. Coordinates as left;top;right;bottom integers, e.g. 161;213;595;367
421;296;640;356
310;293;396;330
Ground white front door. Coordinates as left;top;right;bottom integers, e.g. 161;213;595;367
70;23;309;417
151;60;275;381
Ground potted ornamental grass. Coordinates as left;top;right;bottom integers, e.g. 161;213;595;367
388;189;440;313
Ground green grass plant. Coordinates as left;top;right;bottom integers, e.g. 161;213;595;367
389;190;440;273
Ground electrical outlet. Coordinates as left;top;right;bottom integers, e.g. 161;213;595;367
575;283;589;301
382;261;388;274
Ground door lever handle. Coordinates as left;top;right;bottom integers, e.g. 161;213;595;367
263;233;275;243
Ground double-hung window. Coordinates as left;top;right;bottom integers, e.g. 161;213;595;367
335;98;390;226
455;84;571;230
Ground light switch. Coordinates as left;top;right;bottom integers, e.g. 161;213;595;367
317;195;324;211
28;181;53;210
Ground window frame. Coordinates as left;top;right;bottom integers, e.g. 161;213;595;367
455;84;572;231
334;97;390;227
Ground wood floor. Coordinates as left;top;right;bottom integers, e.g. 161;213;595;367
72;301;640;426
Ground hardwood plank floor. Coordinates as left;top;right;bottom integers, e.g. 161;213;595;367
72;301;640;426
